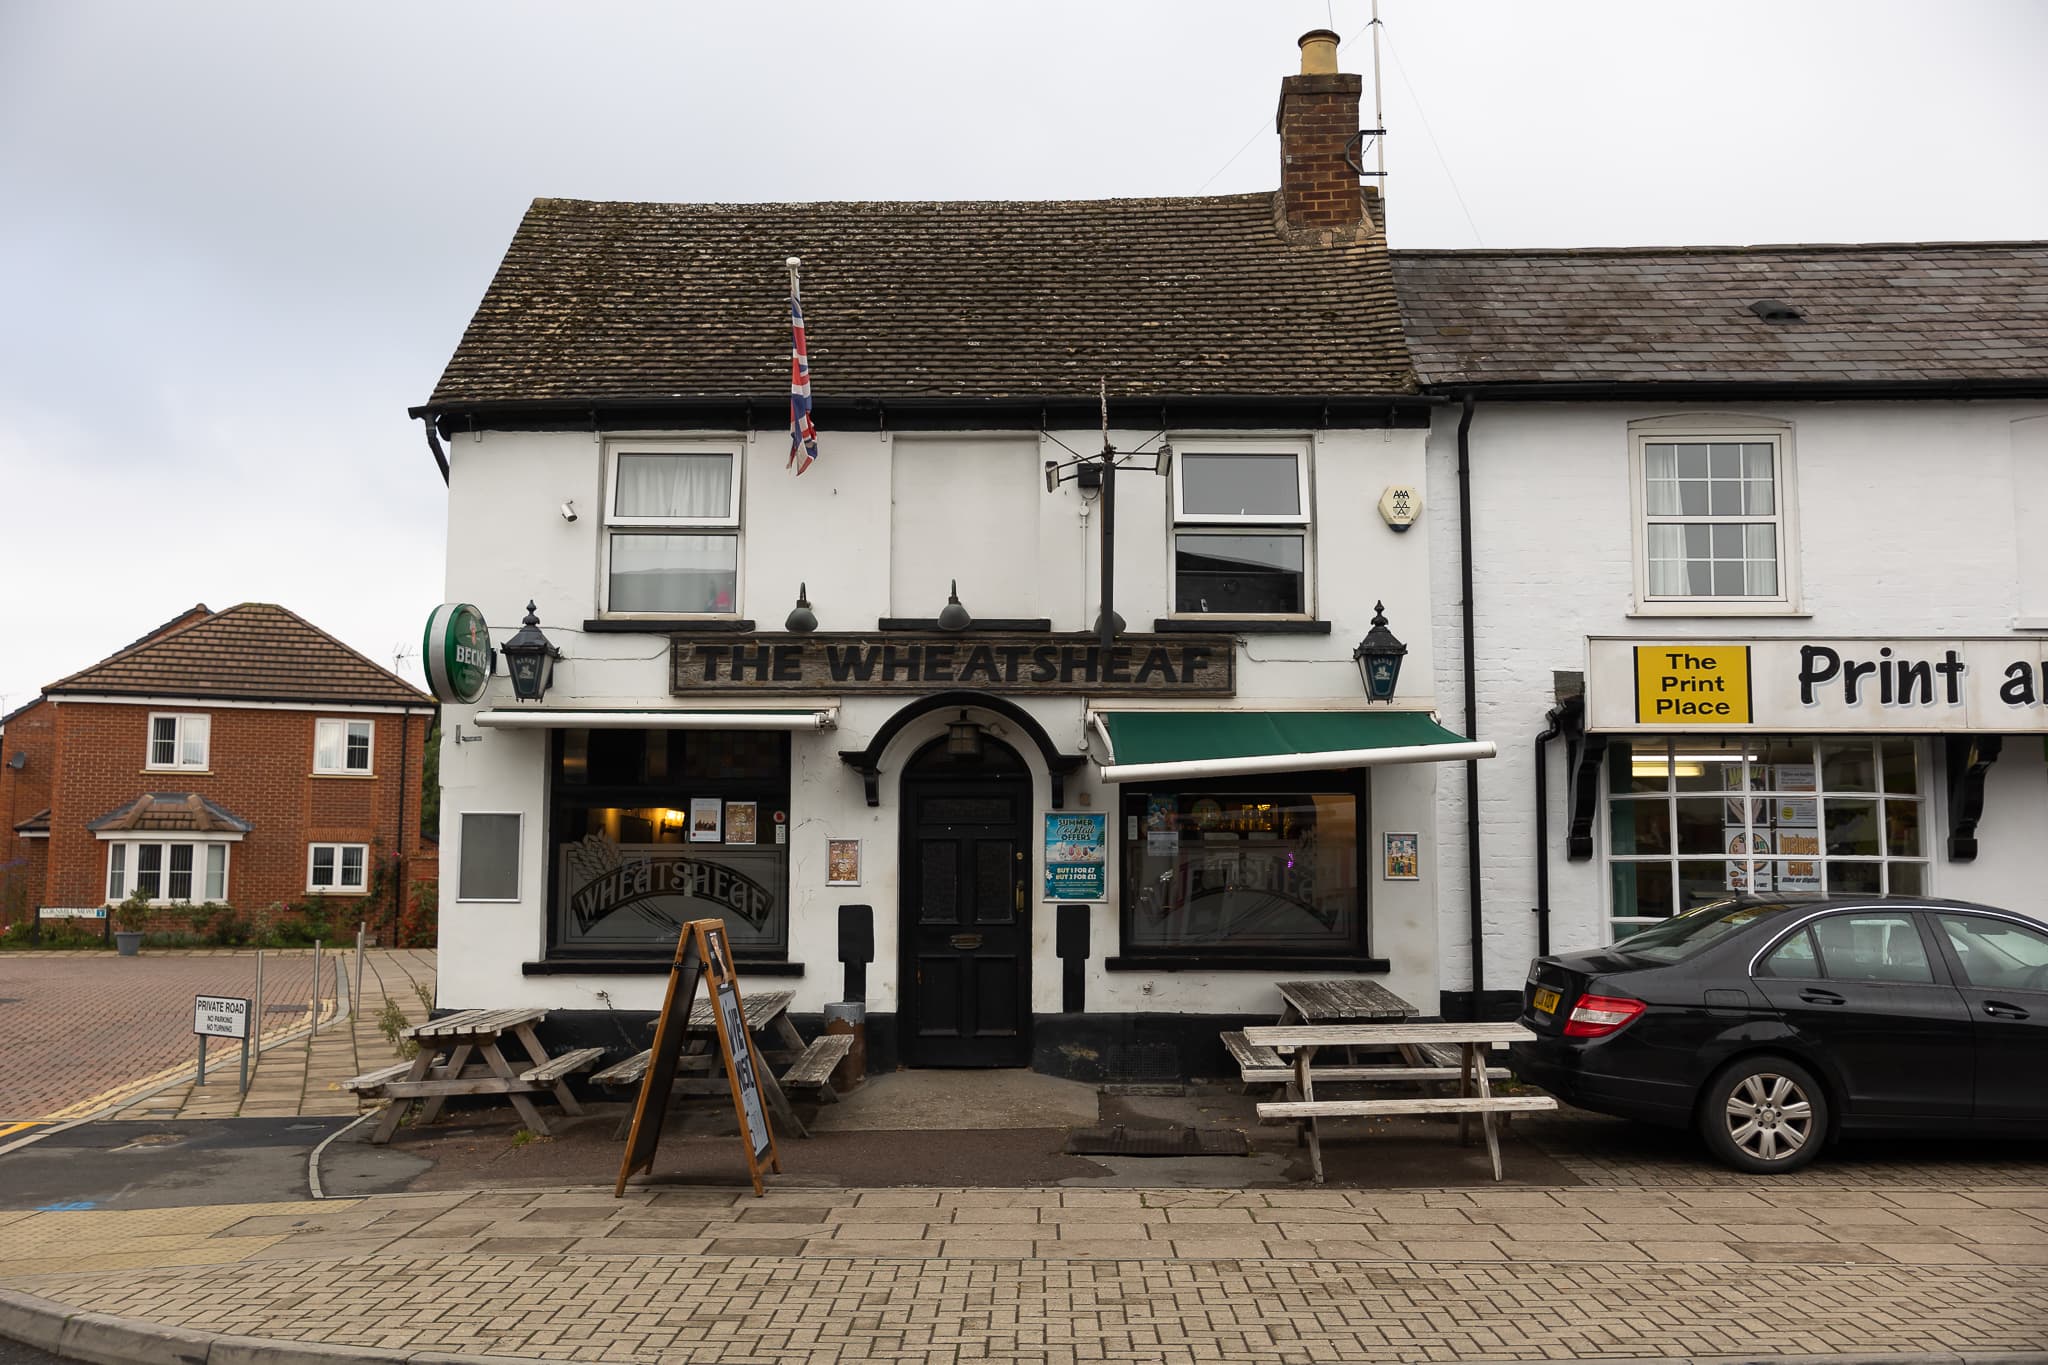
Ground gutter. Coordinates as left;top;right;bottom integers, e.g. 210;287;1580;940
1419;378;2048;403
1456;392;1485;1018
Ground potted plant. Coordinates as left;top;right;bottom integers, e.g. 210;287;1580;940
112;887;151;955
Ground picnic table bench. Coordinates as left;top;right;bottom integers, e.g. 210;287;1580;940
345;1007;603;1144
1243;1021;1557;1182
1222;980;1438;1088
586;989;847;1139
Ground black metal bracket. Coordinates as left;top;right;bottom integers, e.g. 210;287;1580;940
1946;735;2003;861
1563;698;1607;861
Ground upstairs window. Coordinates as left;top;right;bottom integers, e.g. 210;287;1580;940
1171;443;1312;616
146;713;209;770
604;443;741;614
314;718;374;774
1630;422;1798;611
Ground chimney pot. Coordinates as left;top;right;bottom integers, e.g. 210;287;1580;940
1297;28;1340;75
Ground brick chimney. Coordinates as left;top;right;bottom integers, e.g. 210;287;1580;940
1276;29;1366;232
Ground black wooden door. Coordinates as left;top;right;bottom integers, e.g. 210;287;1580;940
900;743;1032;1067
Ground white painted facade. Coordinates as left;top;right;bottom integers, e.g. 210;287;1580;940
1431;400;2048;1000
437;423;1455;1034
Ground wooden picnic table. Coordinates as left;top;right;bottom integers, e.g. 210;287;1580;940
591;988;846;1140
1243;1021;1556;1183
351;1007;604;1145
1275;979;1416;1025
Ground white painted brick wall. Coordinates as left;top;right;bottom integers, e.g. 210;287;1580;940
1432;400;2048;994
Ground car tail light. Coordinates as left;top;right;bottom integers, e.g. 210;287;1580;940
1563;993;1646;1038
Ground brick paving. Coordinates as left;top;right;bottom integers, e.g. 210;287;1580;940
0;947;435;1122
3;1182;2045;1361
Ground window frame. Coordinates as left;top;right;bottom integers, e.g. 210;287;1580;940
1627;417;1802;616
105;839;232;905
313;718;375;775
145;712;210;771
1166;436;1317;620
599;437;746;618
306;841;371;895
1113;766;1371;966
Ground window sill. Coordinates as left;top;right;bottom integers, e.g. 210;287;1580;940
307;888;372;897
1626;604;1811;619
1152;618;1331;635
141;768;212;776
311;771;375;780
1104;954;1390;973
522;957;803;976
582;618;755;634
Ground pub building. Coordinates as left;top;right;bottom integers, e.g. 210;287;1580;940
411;33;1495;1075
1395;237;2048;1013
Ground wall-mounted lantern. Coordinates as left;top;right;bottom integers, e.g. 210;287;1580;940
785;583;818;633
937;580;972;632
946;710;984;760
500;601;562;703
1352;601;1407;703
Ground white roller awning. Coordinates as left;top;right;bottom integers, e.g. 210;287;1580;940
472;708;837;731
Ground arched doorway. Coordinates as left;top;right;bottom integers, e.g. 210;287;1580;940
898;731;1033;1066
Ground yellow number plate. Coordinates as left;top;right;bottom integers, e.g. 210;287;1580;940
1533;987;1561;1015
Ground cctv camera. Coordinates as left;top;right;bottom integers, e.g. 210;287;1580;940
560;500;578;522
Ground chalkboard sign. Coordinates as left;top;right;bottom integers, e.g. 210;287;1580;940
613;918;781;1198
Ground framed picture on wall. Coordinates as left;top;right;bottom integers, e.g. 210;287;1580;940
827;839;861;886
1383;831;1420;881
725;801;758;846
689;797;722;843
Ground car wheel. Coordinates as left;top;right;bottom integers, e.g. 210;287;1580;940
1699;1055;1827;1174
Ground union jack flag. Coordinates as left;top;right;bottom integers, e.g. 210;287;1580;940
788;269;819;475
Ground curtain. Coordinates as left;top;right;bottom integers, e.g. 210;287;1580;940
615;453;732;519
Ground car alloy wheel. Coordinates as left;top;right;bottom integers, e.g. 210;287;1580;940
1700;1054;1828;1174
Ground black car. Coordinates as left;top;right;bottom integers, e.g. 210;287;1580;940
1510;895;2048;1173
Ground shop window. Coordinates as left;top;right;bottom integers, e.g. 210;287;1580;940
1119;776;1363;958
458;813;522;902
1630;422;1799;612
307;842;369;894
314;718;374;774
1170;442;1312;616
105;841;229;903
603;442;741;615
146;713;210;770
548;729;791;959
1606;736;1927;934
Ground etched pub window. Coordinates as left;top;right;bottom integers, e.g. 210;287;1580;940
549;729;790;958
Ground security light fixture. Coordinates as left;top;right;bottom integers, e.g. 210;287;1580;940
785;582;818;633
1352;601;1408;704
500;601;562;703
937;580;972;632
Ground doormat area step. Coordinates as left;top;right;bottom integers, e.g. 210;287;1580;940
1063;1123;1250;1157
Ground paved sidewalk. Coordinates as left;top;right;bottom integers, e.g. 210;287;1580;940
3;1181;2044;1362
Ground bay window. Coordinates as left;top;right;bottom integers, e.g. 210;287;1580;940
106;841;229;903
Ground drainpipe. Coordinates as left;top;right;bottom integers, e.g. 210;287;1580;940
393;711;412;946
1456;393;1484;1019
1532;700;1570;958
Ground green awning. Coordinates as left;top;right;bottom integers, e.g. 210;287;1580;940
1095;710;1493;783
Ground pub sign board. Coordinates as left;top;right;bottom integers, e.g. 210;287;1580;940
671;632;1235;697
1589;637;2048;733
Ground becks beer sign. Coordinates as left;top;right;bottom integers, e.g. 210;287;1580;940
1589;637;2048;733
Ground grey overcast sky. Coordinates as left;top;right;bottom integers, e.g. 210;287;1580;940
3;0;2044;710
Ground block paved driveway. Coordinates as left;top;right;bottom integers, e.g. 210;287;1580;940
0;948;354;1121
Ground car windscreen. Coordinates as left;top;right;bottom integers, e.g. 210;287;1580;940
1612;900;1789;964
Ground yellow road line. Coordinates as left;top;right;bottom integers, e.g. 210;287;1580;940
0;1121;41;1139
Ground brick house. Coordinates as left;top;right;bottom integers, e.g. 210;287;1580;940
0;603;437;938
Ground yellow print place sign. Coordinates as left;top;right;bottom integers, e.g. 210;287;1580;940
1634;645;1753;724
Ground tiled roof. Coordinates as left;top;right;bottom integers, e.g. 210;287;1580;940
87;793;251;834
45;603;431;707
426;193;1414;407
14;808;49;835
1392;241;2048;387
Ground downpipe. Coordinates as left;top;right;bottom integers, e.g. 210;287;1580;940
1532;701;1570;958
1456;393;1485;1018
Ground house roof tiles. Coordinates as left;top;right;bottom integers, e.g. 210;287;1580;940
45;604;431;708
1391;241;2048;387
87;793;252;835
426;193;1414;408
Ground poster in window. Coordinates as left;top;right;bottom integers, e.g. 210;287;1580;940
827;839;861;886
689;797;722;843
1043;812;1108;901
1383;831;1420;881
1726;831;1772;893
1772;762;1821;889
1143;795;1178;832
725;801;757;847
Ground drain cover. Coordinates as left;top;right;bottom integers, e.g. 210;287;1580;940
1064;1124;1248;1157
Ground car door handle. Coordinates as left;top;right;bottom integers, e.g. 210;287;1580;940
1798;988;1845;1006
1984;1000;2031;1020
